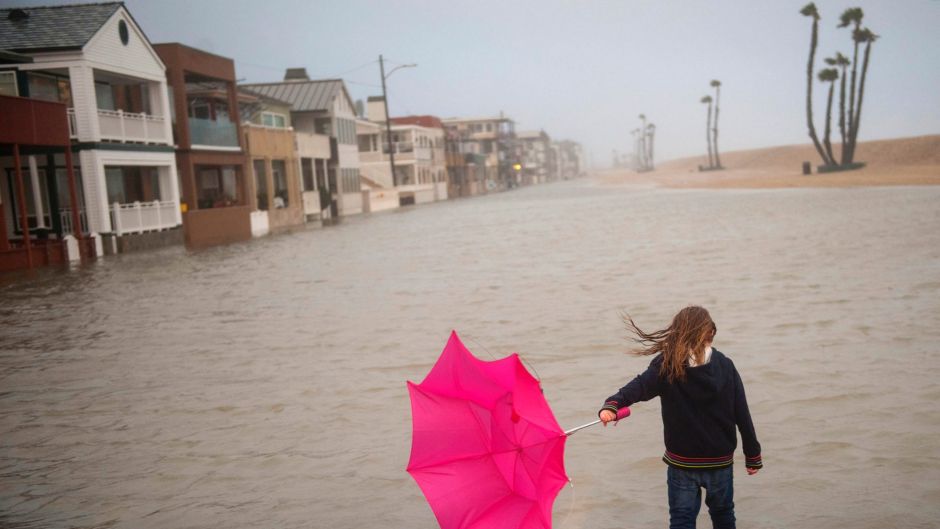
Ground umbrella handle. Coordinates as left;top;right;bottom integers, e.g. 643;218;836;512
564;407;631;436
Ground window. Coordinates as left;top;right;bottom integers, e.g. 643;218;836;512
485;123;493;132
95;82;115;111
262;111;287;128
27;73;62;103
104;166;159;204
196;166;239;208
253;159;268;211
0;71;18;96
358;134;373;152
301;159;315;191
272;160;288;207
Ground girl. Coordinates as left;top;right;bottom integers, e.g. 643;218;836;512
599;306;761;529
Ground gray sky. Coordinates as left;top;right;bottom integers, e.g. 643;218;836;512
10;0;940;167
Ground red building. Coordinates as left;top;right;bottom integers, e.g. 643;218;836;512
153;43;251;247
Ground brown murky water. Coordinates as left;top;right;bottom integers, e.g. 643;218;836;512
2;180;939;528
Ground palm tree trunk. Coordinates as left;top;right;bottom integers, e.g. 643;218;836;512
823;82;835;163
706;102;714;168
806;18;832;165
847;39;873;164
713;86;722;168
838;65;847;162
647;129;655;170
843;24;861;165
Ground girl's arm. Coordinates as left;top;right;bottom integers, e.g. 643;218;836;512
598;357;662;419
732;365;763;471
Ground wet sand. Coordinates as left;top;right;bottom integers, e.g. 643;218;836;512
1;178;939;528
598;134;940;189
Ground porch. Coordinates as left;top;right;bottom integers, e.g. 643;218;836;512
1;95;95;273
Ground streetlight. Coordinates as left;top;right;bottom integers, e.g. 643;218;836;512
379;55;416;187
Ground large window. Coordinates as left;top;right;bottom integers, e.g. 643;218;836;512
271;160;288;208
196;166;239;209
253;159;268;211
104;166;160;204
27;72;71;106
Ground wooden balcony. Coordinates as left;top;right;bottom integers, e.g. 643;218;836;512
0;95;70;147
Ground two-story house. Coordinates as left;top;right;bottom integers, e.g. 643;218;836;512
0;3;182;255
237;89;304;236
241;69;362;218
153;42;251;247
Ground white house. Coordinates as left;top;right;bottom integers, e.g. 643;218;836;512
0;3;182;254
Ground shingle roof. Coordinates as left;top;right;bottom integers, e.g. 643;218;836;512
239;79;351;113
0;2;123;52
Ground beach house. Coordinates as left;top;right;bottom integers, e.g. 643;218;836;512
237;90;303;237
0;3;182;255
153;42;251;247
441;116;518;191
241;70;363;218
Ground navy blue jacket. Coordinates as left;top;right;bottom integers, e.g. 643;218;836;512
600;349;762;470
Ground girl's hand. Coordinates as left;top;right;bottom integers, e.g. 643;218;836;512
599;410;617;426
746;467;760;475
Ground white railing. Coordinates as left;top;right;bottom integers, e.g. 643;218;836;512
59;207;88;235
110;200;177;235
67;108;78;139
98;110;166;144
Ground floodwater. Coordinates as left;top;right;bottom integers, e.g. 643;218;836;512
1;179;939;529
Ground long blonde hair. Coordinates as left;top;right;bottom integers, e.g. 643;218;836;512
625;306;717;383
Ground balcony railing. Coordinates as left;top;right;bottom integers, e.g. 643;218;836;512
383;141;413;154
189;117;239;148
98;109;166;144
59;207;88;235
110;200;178;235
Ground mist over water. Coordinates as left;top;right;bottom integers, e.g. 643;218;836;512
2;180;939;528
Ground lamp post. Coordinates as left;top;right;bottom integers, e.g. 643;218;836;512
379;55;416;187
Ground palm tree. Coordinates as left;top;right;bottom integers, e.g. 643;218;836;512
710;80;722;168
846;27;878;164
638;114;648;170
801;3;833;166
826;53;851;154
838;7;864;165
818;68;839;164
700;96;714;169
646;123;656;170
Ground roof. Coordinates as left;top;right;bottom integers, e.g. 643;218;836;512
239;79;354;113
237;86;294;107
517;130;549;140
390;115;444;129
0;2;123;52
441;116;512;125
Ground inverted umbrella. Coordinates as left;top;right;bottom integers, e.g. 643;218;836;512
406;331;629;529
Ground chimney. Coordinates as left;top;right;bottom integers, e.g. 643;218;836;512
284;67;309;81
366;95;386;122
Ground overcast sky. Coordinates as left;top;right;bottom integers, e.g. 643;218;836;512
10;0;940;167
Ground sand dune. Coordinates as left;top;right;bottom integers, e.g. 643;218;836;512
598;134;940;188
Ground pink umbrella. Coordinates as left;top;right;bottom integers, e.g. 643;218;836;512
406;331;629;529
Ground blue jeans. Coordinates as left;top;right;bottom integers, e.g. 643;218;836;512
666;465;735;529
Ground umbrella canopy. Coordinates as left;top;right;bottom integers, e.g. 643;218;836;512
407;331;568;529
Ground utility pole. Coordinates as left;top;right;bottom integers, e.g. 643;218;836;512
379;55;397;186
